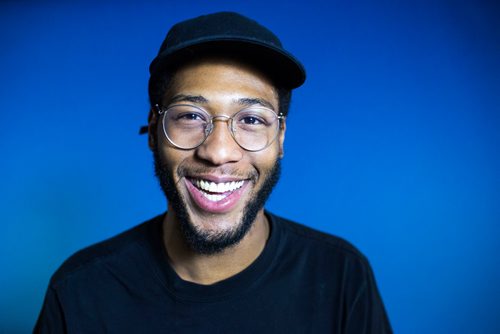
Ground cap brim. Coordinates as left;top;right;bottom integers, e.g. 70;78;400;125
149;37;306;89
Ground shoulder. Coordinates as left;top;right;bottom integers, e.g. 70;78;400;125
269;212;370;266
49;214;163;288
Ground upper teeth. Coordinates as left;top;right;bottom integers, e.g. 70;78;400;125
195;179;244;193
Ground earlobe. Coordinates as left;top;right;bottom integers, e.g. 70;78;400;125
278;120;286;158
148;108;158;150
279;143;285;158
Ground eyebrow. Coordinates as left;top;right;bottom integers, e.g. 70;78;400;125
236;98;275;110
167;94;208;105
166;95;275;111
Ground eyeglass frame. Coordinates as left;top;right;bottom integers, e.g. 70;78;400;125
154;103;286;152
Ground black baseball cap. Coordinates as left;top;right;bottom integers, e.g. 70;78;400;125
149;12;306;89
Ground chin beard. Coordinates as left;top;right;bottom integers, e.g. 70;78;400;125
153;148;281;255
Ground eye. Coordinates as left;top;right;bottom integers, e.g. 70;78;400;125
240;115;264;125
235;110;269;127
167;105;209;125
176;112;205;121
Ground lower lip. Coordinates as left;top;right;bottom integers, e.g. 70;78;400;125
185;179;249;214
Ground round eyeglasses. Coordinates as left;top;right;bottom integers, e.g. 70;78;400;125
156;104;284;152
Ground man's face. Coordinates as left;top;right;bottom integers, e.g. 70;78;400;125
150;57;285;254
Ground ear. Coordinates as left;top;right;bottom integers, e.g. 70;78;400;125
147;107;158;151
278;118;286;158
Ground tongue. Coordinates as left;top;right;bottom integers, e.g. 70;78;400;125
185;178;247;214
196;186;231;196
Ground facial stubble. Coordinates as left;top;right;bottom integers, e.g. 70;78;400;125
153;147;281;255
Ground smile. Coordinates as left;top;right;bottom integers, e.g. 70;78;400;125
194;179;245;201
185;177;249;213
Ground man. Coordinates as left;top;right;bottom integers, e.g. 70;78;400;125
35;12;392;333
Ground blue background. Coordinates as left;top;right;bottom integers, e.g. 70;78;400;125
1;1;499;333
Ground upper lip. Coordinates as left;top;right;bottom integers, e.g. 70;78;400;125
187;174;248;183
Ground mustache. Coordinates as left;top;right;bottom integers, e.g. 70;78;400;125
153;144;260;185
176;165;259;181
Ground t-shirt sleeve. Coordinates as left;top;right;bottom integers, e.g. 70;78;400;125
344;262;392;334
33;285;67;334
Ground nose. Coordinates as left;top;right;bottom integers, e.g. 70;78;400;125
195;118;243;166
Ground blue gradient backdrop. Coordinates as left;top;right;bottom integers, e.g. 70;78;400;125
1;1;499;333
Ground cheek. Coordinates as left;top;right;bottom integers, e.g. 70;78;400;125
156;143;186;180
250;145;281;173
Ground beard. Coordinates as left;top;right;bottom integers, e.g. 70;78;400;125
153;148;281;255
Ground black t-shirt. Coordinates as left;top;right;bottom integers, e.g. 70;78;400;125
35;212;392;333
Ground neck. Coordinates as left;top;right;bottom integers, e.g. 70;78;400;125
162;208;270;285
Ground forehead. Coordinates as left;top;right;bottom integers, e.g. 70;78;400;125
163;57;279;109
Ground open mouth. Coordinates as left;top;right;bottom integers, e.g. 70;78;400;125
192;179;245;202
185;177;249;213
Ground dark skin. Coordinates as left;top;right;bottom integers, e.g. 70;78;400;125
148;57;286;284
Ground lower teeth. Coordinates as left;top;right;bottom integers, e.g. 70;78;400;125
201;191;228;202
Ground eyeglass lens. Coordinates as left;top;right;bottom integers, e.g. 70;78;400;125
162;105;281;151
